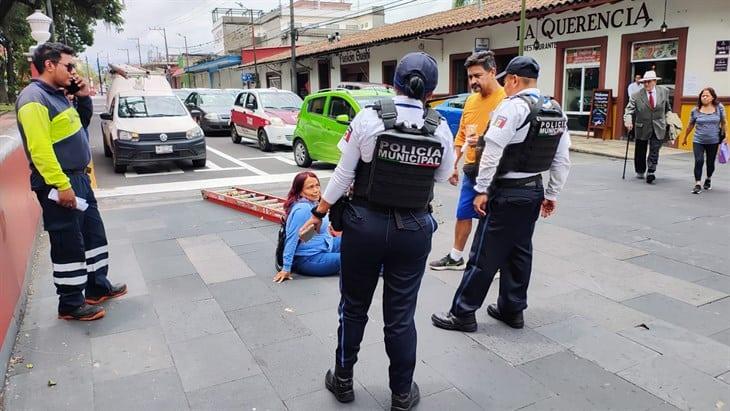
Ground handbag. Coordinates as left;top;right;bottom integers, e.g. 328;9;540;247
719;141;729;165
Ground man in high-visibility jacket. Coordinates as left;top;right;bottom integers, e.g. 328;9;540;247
16;42;126;321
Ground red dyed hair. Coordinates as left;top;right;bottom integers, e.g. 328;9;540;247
284;171;319;215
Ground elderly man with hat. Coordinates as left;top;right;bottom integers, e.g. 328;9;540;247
623;70;672;183
431;56;571;332
302;52;454;410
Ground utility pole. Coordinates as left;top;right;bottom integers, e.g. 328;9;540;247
250;9;260;87
289;0;297;94
118;48;130;64
518;0;527;56
178;33;191;88
45;0;54;41
150;26;170;64
128;37;142;65
96;52;104;95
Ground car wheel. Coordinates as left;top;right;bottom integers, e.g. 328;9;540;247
192;158;206;168
112;153;127;174
102;128;112;158
293;139;312;167
258;128;273;152
230;125;242;144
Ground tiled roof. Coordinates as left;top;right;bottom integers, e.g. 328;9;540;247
246;0;607;66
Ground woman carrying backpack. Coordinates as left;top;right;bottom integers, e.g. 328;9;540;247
273;171;340;283
682;87;727;194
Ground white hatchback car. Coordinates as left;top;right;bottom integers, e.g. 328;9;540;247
229;88;303;152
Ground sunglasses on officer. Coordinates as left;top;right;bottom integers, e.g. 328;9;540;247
57;62;75;72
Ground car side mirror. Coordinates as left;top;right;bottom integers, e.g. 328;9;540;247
246;103;256;110
335;114;350;124
190;109;201;117
99;112;113;121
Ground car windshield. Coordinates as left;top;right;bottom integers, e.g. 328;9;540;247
199;93;234;107
172;90;190;100
259;92;303;109
118;96;188;118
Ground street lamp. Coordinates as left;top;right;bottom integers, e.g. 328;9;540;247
26;9;52;48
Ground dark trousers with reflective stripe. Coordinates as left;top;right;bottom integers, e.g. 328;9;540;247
336;204;436;394
35;174;112;313
451;185;544;318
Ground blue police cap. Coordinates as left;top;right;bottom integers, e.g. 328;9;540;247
393;52;438;94
496;56;540;80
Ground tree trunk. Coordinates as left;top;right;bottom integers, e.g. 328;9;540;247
0;39;9;103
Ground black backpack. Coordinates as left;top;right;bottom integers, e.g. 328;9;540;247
274;215;286;272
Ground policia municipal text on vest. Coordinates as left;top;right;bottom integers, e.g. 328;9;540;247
352;98;444;209
496;95;566;177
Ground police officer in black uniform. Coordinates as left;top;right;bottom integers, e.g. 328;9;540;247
431;56;571;332
300;52;455;410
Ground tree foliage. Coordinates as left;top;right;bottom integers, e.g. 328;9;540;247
0;0;124;102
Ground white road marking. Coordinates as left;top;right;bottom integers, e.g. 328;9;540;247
193;166;248;173
95;171;333;198
206;146;267;175
124;167;184;178
205;160;222;170
272;155;297;166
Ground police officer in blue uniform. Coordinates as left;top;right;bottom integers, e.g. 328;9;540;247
301;52;455;410
431;56;571;332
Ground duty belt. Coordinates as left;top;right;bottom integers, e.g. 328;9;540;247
351;197;431;214
63;167;92;175
494;174;543;189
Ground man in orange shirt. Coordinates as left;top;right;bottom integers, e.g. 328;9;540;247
430;51;506;270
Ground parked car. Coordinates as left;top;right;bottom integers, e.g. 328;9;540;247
184;90;237;134
229;88;303;151
99;65;206;173
433;93;470;137
172;88;194;102
292;87;394;167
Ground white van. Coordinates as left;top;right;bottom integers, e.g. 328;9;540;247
99;64;206;173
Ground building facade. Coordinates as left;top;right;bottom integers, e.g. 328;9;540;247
236;0;728;148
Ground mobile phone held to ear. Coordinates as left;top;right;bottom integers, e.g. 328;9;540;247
299;224;316;242
65;78;81;95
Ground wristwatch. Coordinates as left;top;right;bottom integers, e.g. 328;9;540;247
311;206;326;219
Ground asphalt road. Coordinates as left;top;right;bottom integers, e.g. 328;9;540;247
89;96;334;196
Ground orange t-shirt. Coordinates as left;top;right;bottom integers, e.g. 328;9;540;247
454;87;507;165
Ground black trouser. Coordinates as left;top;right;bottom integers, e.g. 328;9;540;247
634;133;663;174
693;142;720;181
35;174;112;313
336;202;436;395
450;182;544;317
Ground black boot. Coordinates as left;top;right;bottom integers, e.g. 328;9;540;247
431;311;477;332
325;366;354;403
391;382;420;411
487;304;524;329
58;303;105;321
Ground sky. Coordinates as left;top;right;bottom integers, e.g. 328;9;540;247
81;0;454;66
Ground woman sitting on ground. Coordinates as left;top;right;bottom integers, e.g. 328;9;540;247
274;171;341;283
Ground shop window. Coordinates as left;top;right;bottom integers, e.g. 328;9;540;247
563;46;601;130
631;39;678;103
266;72;281;89
318;60;331;90
451;55;469;94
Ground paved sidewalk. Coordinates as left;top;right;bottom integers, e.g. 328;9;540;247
569;135;688;159
3;152;729;410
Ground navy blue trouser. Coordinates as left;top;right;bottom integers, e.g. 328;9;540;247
35;174;112;313
336;203;437;394
451;184;544;318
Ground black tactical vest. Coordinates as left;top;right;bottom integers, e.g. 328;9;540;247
353;98;444;209
496;95;566;175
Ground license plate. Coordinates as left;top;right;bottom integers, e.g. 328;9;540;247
155;145;173;154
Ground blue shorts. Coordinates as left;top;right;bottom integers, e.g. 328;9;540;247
456;173;479;220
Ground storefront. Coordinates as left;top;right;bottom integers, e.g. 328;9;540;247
242;0;727;149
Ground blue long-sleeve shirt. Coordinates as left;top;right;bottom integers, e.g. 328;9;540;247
282;199;333;272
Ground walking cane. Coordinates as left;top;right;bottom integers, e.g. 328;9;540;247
622;128;632;179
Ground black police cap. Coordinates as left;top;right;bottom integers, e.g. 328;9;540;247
495;56;540;80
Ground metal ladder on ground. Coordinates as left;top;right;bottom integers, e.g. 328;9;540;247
201;187;285;223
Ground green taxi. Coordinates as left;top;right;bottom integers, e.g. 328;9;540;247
292;88;394;167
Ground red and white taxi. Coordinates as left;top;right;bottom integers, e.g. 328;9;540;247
230;88;303;152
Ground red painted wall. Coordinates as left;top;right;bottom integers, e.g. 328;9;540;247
241;47;292;65
0;143;40;347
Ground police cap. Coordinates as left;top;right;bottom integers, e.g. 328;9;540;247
496;56;540;80
394;52;438;94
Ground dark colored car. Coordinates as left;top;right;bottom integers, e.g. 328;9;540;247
184;90;236;134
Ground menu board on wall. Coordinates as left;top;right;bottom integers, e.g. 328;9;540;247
715;58;728;72
588;89;612;131
716;40;729;56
